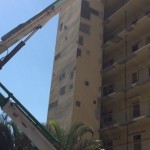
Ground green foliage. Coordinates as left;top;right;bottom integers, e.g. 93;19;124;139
47;120;103;150
0;113;37;150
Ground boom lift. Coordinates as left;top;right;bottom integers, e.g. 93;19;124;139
0;82;59;150
0;0;74;149
0;0;74;69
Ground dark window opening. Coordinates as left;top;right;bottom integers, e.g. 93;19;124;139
103;59;114;69
133;134;141;150
132;43;139;52
77;48;81;57
103;83;114;96
70;71;74;79
133;103;140;118
132;72;138;84
76;101;80;107
59;73;65;81
49;101;58;109
93;100;96;104
81;0;91;20
69;84;73;90
85;81;89;86
54;52;61;61
78;36;83;45
60;86;66;95
60;23;63;31
64;25;67;30
80;22;90;34
102;111;113;125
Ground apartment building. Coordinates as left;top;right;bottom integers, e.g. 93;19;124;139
47;0;103;138
102;0;150;149
47;0;150;149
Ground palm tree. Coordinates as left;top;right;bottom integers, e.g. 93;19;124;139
47;120;102;150
0;113;14;150
0;113;37;150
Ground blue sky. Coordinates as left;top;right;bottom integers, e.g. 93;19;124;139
0;0;58;123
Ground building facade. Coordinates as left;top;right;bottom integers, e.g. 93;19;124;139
47;0;150;149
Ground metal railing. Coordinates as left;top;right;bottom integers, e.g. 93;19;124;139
104;0;130;19
104;7;150;43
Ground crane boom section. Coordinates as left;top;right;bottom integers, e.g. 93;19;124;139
2;101;56;150
0;0;74;54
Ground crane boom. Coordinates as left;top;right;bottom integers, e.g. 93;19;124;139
0;82;60;150
0;0;74;54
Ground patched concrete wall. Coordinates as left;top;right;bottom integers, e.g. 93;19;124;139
47;0;104;137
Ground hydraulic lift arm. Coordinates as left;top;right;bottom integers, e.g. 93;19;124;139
0;0;74;69
0;82;60;150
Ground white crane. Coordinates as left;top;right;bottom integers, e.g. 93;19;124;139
0;0;74;69
0;0;74;149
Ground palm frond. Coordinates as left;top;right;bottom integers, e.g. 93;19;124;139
66;122;85;149
49;120;66;147
76;139;102;150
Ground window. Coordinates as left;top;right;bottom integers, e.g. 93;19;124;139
70;71;74;79
133;103;140;118
59;23;63;31
133;134;141;150
93;100;96;104
132;43;139;52
102;111;113;125
54;52;61;61
80;22;90;34
76;101;80;107
49;101;58;109
78;36;83;45
60;86;66;95
103;59;114;69
77;48;81;57
103;140;113;150
59;73;65;81
64;25;67;30
69;84;73;90
132;72;138;84
85;81;89;86
81;0;91;20
103;83;114;96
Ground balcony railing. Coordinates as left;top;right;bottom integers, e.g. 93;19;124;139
104;0;130;19
102;38;150;71
104;7;150;43
101;100;150;129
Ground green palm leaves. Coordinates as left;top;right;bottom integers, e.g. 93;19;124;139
48;120;102;150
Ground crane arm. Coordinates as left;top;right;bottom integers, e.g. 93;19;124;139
0;0;73;54
0;82;60;150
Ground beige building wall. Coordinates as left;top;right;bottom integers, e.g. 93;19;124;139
47;0;104;137
47;0;82;129
102;0;150;149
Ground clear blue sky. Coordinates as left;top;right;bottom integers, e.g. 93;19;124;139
0;0;58;123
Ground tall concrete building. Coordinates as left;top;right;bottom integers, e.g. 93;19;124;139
47;0;150;149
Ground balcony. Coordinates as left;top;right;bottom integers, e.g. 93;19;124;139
101;82;124;102
104;0;150;37
101;111;126;130
102;38;150;76
104;7;150;43
128;100;150;126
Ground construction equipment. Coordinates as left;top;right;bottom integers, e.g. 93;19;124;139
0;82;60;150
0;0;74;69
0;0;74;149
